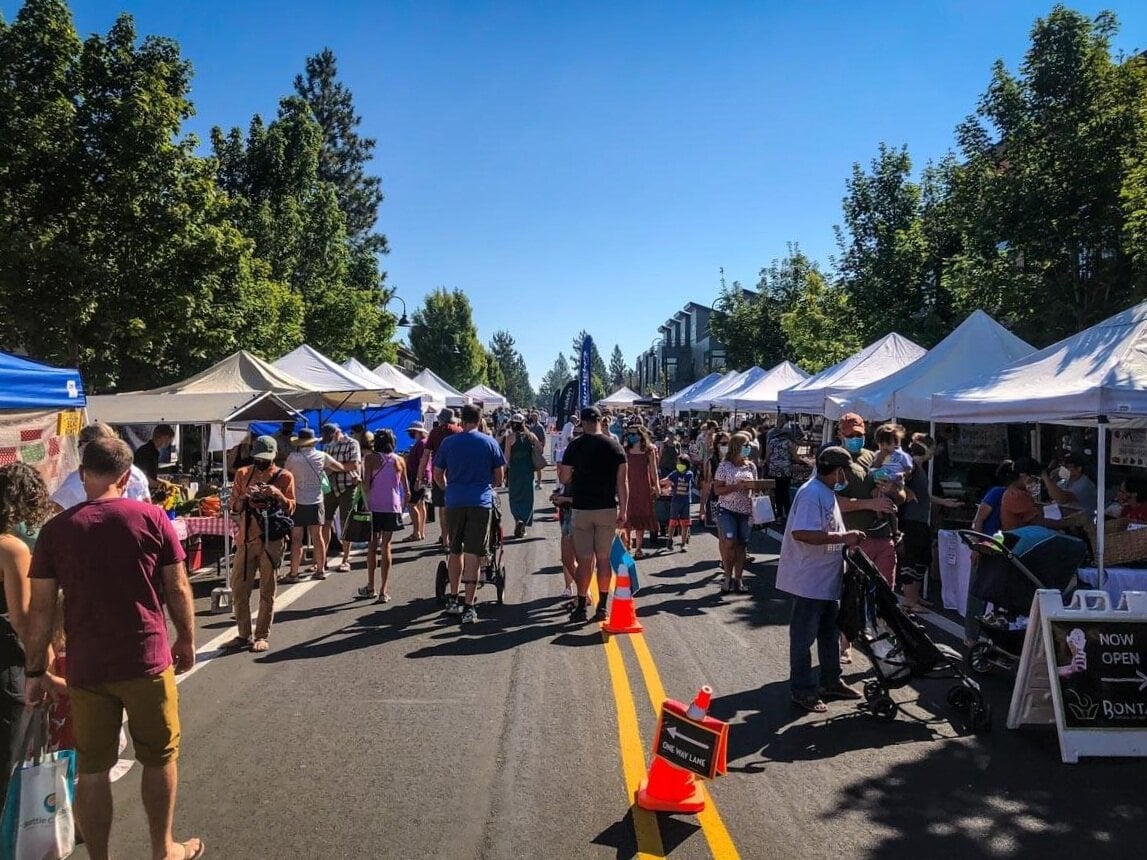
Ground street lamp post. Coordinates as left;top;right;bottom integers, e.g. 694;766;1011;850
386;293;411;327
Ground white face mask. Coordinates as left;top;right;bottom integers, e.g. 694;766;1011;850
1058;466;1071;482
718;445;729;457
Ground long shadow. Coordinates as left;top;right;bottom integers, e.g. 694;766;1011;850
591;807;700;859
403;596;591;658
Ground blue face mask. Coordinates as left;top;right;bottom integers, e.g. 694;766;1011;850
843;437;864;455
741;445;752;458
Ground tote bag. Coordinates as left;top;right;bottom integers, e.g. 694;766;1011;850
341;486;374;544
1;706;76;860
751;494;776;526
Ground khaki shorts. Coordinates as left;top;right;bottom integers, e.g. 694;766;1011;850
70;667;180;774
446;506;492;556
572;508;617;558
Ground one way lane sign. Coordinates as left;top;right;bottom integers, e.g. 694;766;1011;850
655;708;728;779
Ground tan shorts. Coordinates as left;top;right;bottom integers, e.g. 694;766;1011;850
572;508;616;558
70;667;180;774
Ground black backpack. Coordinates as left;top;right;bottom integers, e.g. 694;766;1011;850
247;468;294;543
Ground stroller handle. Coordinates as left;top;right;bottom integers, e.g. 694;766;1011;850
955;528;1016;560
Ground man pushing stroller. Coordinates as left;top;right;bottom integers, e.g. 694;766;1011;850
776;447;867;714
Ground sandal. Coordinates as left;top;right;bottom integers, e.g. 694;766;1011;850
356;586;377;599
250;639;269;653
840;648;853;665
280;574;300;584
312;570;327;581
179;838;206;859
792;694;828;714
220;636;251;652
376;593;392;605
337;562;352;573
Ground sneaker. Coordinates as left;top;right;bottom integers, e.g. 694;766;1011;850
820;681;863;701
445;598;464;616
560;585;574;599
569;604;588;623
593;605;608;623
461;606;478;624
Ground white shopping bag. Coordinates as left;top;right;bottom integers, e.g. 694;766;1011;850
751;495;776;525
1;707;76;860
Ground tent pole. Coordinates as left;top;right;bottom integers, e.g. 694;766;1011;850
926;419;936;603
1097;418;1107;587
221;421;232;587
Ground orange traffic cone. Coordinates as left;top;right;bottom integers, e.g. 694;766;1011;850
686;685;712;720
636;686;713;814
603;568;643;634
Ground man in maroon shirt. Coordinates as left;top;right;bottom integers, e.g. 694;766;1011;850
423;408;462;551
24;438;203;860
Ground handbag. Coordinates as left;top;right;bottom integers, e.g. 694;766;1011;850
1;705;76;860
531;443;546;471
751;494;776;526
341;486;374;543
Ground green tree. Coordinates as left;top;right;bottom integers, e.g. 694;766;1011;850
481;347;506;393
536;352;573;411
489;330;534;407
780;270;862;372
708;262;792;370
294;48;386;254
952;5;1144;342
0;2;297;390
409;287;485;390
608;345;627;388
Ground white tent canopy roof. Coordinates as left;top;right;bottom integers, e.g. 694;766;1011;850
273;344;401;405
778;333;927;415
339;358;391;389
151;350;313;396
678;366;767;411
412;369;471;408
464;384;509;409
931;300;1147;425
661;372;732;415
826;311;1035;421
712;361;811;412
598;386;642;408
368;362;432;398
87;391;299;425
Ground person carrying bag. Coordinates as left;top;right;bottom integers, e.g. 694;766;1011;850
1;704;76;859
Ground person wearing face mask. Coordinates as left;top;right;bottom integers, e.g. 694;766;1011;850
1040;451;1098;517
776;446;867;714
713;432;759;593
703;432;729;532
667;455;695;551
621;425;660;559
1000;457;1072;531
898;435;962;614
503;413;543;539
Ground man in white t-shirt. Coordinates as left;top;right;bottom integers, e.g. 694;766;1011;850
51;422;151;511
283;427;346;582
776;446;866;714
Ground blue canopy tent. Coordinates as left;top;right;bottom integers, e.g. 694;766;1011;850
251;397;424;453
0;352;86;410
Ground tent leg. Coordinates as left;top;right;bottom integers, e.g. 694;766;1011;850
925;421;937;603
1097;419;1107;587
221;421;232;590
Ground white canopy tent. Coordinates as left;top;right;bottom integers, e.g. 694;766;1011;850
413;369;470;409
465;384;509;410
660;372;726;416
778;333;926;415
598;386;642;408
931;301;1147;579
711;361;810;412
87;390;299;426
273;344;402;406
677;366;767;411
826;311;1035;421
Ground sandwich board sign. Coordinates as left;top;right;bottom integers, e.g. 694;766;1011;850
1009;589;1147;763
654;707;727;779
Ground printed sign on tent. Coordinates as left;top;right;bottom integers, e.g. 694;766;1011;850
1110;429;1147;466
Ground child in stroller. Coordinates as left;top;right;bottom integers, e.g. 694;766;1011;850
958;526;1085;674
435;498;508;607
840;547;990;731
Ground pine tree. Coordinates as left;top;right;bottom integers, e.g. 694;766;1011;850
608;345;627;388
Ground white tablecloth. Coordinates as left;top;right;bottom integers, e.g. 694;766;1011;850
937;529;973;617
1077;567;1147;605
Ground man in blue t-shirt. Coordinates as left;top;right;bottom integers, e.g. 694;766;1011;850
433;404;507;624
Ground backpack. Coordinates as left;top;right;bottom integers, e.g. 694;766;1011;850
246;468;294;543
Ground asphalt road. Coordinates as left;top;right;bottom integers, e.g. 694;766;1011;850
75;475;1146;859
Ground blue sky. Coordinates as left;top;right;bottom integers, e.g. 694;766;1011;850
18;1;1147;387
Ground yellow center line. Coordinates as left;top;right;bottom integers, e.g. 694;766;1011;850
629;632;742;860
602;631;666;860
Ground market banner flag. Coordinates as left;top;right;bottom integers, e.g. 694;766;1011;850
578;335;594;412
610;533;641;594
557;380;578;425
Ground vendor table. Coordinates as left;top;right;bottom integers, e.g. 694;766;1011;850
172;516;237;542
1078;567;1147;606
936;529;973;617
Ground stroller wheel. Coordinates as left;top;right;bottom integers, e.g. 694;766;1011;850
872;697;898;721
863;681;883;704
435;560;449;604
494;566;506;605
967;642;993;675
970;701;993;734
947;685;975;714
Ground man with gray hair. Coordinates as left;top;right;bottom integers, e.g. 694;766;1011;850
26;437;203;859
423;407;462;552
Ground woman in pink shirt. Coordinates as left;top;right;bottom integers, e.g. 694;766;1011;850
360;430;409;603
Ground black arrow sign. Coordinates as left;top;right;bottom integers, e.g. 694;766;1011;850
655;710;722;779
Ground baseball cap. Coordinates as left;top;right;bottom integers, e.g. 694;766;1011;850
253;435;277;460
838;413;866;437
580;406;602;421
817;446;853;469
511;413;525;423
321;422;340;435
292;427;318;446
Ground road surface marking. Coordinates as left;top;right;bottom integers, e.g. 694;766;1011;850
602;631;666;859
629;632;741;860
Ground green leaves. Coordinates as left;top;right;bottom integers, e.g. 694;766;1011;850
409;288;486;391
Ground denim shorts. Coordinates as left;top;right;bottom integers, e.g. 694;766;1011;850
717;508;752;545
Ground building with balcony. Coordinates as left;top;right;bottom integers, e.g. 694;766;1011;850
635;301;738;395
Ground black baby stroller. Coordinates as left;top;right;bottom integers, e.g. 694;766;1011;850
435;498;507;605
840;547;991;731
957;528;1086;675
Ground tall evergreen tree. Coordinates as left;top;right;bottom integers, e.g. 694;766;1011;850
608;345;627;388
536;353;573;411
489;330;535;407
409;288;485;390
